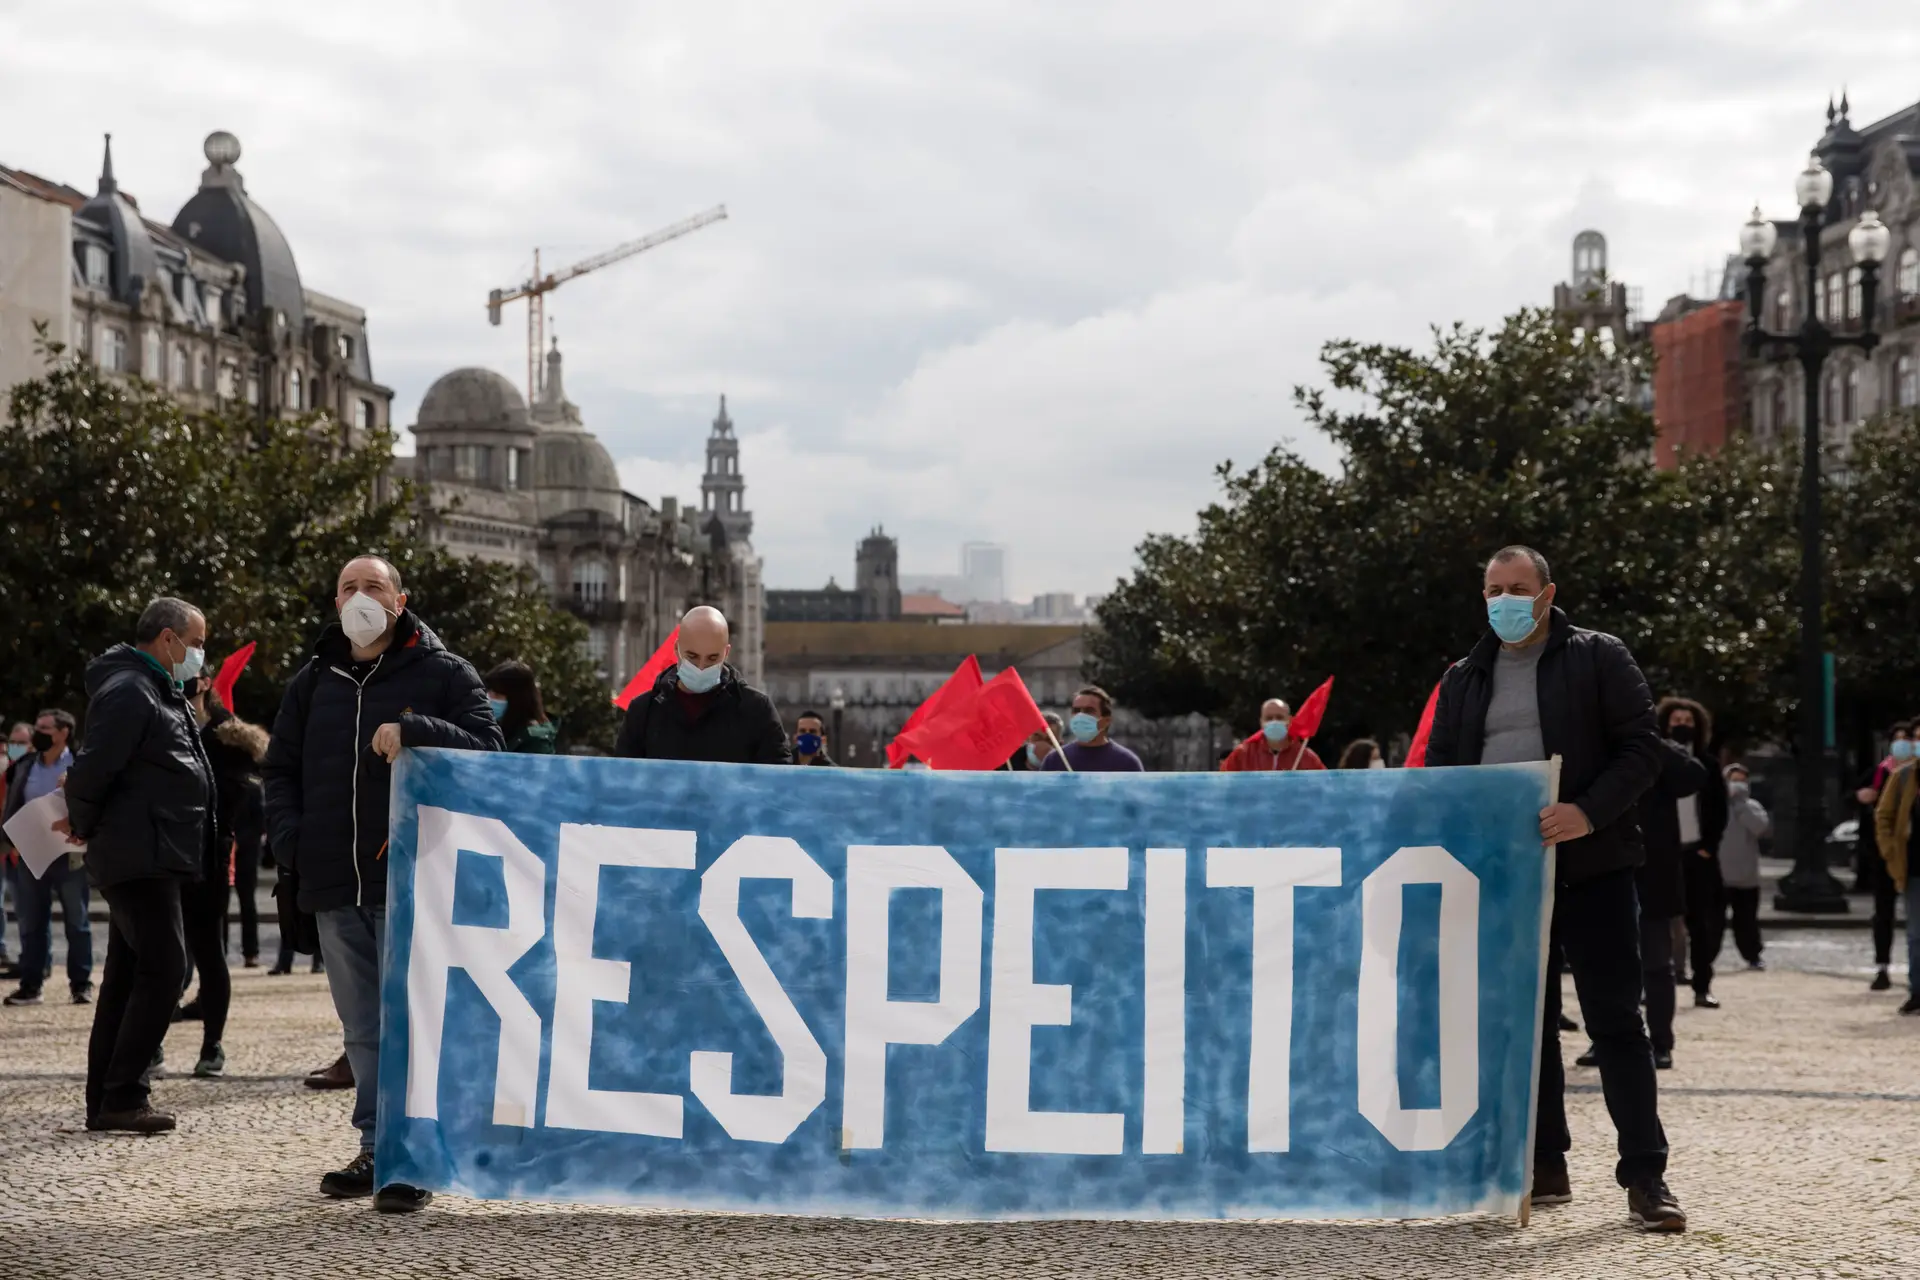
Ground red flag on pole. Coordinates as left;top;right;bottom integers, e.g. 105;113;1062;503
888;655;985;767
210;642;256;711
613;628;680;710
1288;675;1334;743
894;667;1048;772
1404;677;1445;768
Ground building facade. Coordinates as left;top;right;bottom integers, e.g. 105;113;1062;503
402;346;765;689
0;132;391;435
1650;297;1747;468
766;528;903;622
1745;95;1920;455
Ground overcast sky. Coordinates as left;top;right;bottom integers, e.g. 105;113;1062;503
4;1;1917;599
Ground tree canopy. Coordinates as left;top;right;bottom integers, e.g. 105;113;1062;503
1091;308;1920;758
2;346;617;749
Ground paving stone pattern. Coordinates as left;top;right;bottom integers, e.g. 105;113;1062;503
1;964;1916;1278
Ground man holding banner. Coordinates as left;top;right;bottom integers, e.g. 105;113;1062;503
1425;545;1684;1232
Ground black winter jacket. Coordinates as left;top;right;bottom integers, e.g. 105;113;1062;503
1634;739;1712;918
262;612;502;912
65;644;216;888
201;708;268;882
1425;608;1664;885
613;665;791;764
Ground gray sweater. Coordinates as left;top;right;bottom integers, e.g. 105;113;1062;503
1717;785;1771;889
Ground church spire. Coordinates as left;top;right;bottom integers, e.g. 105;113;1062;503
543;336;566;407
98;133;117;196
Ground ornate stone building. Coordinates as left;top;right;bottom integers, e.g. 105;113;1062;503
1745;95;1920;455
0;131;391;435
766;528;903;622
402;344;765;689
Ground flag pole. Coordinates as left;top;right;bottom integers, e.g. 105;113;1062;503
1045;726;1074;772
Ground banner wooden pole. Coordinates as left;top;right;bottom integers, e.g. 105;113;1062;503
1044;726;1074;772
1518;753;1564;1227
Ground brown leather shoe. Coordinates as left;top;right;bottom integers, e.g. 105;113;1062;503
304;1053;354;1090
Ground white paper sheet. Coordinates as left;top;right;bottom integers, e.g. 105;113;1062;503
2;790;85;878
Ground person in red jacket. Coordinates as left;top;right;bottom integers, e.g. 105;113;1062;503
1219;699;1325;771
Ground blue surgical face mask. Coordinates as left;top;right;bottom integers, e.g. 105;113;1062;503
1027;743;1046;767
1069;712;1101;744
1893;739;1916;762
796;732;824;756
678;657;724;694
488;698;508;720
1486;593;1540;645
4;743;26;763
1262;719;1290;743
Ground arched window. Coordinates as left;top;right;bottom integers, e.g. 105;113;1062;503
142;328;161;378
1824;371;1839;426
572;558;609;603
1897;352;1918;409
289;368;303;411
1844;366;1859;423
171;345;189;388
1901;247;1920;300
1847;266;1863;321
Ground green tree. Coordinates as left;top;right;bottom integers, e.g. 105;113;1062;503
1091;309;1807;752
1;346;616;750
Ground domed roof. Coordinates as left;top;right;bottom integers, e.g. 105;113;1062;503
534;429;623;496
416;367;530;434
170;131;305;333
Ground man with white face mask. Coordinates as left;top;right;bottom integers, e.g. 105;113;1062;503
613;605;790;763
262;554;501;1213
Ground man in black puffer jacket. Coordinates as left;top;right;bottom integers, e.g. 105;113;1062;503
63;597;217;1135
262;554;501;1213
1424;546;1682;1231
614;605;790;764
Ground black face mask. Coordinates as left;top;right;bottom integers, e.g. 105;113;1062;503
30;730;55;754
1668;724;1696;745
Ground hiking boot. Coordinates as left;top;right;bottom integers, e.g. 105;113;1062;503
1694;992;1720;1009
305;1054;353;1090
1574;1044;1599;1067
3;987;43;1006
193;1045;226;1079
1900;995;1920;1016
1871;968;1892;991
70;984;93;1005
1654;1050;1674;1069
1628;1178;1687;1232
320;1151;376;1199
375;1183;434;1214
88;1106;177;1135
1530;1165;1572;1205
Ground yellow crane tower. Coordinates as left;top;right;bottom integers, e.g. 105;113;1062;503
487;204;728;402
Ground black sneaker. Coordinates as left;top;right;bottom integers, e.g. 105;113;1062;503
1574;1044;1599;1067
321;1151;376;1199
71;985;93;1005
87;1106;177;1135
1746;958;1766;971
1871;968;1893;992
193;1045;226;1078
1900;995;1920;1016
1694;992;1720;1009
1531;1164;1572;1205
3;987;44;1006
1628;1178;1687;1232
374;1183;434;1214
1654;1050;1674;1069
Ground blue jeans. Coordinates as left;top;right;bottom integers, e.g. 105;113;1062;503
316;906;384;1152
13;855;93;994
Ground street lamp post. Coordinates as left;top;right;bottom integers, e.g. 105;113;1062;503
830;686;847;767
1739;153;1892;913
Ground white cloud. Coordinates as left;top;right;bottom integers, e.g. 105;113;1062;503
6;0;1917;598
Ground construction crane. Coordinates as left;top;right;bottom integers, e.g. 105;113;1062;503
487;204;728;402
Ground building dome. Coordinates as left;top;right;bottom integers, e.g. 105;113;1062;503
534;429;623;498
416;367;530;434
170;131;305;334
78;135;159;306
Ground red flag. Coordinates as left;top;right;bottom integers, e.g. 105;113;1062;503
1404;677;1445;768
888;655;984;767
895;667;1047;772
1288;676;1334;742
613;628;680;710
211;642;256;710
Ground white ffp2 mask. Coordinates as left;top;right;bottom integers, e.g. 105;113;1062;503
340;591;392;648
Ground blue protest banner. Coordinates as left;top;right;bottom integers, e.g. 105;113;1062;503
376;750;1554;1221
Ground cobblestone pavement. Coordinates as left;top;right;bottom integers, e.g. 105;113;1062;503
1;960;1916;1279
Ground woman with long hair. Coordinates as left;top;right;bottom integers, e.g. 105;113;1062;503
484;661;557;754
1337;738;1384;769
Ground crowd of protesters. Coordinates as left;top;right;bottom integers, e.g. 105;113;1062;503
4;539;1916;1238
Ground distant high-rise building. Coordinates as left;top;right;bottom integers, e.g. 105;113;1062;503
962;542;1008;604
